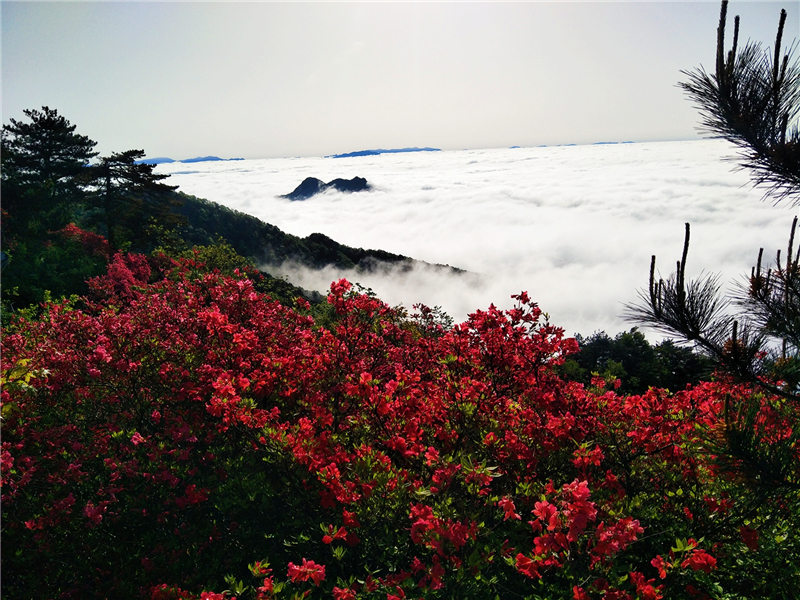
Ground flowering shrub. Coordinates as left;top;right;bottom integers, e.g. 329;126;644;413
2;223;112;309
2;254;799;598
59;222;112;259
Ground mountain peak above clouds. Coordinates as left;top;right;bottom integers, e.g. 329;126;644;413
280;176;370;201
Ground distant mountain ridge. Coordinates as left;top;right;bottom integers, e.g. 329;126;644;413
181;156;245;164
136;148;441;164
329;147;441;159
133;143;639;165
135;156;245;165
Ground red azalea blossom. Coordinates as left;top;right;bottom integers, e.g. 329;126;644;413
681;548;717;573
287;558;326;585
333;586;356;600
740;526;759;551
532;500;558;530
343;509;361;528
630;571;664;600
199;593;229;600
386;587;406;600
516;553;541;579
651;555;668;579
573;586;591;600
257;576;274;596
497;497;521;521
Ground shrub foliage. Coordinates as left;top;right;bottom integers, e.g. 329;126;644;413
3;256;799;599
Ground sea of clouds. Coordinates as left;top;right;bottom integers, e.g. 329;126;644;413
155;140;797;338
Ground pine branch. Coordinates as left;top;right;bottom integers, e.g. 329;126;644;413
680;0;800;204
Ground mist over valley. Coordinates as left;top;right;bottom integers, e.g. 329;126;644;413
155;139;793;336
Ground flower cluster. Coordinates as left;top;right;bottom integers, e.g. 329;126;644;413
2;254;798;599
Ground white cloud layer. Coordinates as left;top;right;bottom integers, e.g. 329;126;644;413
156;140;797;337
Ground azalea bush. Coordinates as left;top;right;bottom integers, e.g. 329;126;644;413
2;253;799;599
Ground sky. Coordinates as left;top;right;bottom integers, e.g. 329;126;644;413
3;1;798;160
152;139;797;336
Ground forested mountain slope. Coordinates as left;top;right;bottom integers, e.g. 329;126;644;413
0;107;461;311
175;191;464;273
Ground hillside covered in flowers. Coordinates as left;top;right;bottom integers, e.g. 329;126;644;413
3;251;798;599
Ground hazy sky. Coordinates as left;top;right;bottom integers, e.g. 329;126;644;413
3;1;797;159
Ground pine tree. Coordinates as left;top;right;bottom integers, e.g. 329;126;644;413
1;109;185;306
628;0;799;399
680;0;799;205
88;149;181;251
626;0;800;497
1;106;97;237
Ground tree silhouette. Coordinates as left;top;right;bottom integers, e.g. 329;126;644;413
1;106;97;237
89;149;181;251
